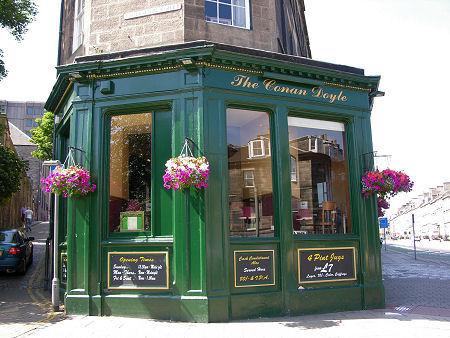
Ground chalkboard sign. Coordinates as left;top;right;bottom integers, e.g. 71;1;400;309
61;253;67;284
234;250;275;288
108;251;169;289
298;247;357;284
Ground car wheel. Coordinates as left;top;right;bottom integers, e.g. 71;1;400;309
29;249;33;266
18;259;27;275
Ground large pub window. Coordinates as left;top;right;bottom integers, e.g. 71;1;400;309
288;116;352;235
227;108;274;237
109;113;152;233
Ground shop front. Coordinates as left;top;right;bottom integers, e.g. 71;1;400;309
45;41;384;322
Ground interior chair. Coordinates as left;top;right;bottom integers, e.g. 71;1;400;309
321;201;336;234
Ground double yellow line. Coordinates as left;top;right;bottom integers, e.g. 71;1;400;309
26;244;59;324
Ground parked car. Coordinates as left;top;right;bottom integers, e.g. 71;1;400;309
0;229;34;274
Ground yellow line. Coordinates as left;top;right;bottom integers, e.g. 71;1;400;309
27;248;48;313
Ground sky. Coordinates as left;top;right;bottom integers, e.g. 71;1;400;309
1;0;449;213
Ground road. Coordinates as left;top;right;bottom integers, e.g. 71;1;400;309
0;222;64;337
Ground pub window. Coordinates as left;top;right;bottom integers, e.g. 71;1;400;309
205;0;250;29
227;108;274;237
289;116;352;235
109;113;152;233
72;0;85;53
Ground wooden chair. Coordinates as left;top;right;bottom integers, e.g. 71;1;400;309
321;201;336;234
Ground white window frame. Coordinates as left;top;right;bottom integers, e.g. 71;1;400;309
205;0;251;29
249;139;265;158
290;155;297;182
72;0;85;53
243;170;255;188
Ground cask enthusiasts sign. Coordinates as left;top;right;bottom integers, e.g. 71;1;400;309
108;252;169;289
234;250;275;287
297;247;357;284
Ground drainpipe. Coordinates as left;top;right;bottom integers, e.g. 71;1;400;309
57;0;65;67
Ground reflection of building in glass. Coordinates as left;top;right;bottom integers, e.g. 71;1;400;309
229;134;273;237
289;132;351;235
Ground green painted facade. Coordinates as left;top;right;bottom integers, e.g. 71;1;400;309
45;42;384;322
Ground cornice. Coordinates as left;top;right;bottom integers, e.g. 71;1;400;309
45;42;381;112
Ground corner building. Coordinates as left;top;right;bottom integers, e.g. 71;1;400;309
46;1;384;321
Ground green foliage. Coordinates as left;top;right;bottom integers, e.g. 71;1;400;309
0;144;29;205
30;111;54;160
0;0;38;81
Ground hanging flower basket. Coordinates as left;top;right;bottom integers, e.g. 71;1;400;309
41;165;97;197
163;156;210;191
361;169;413;216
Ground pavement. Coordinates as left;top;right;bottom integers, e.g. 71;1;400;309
1;223;449;337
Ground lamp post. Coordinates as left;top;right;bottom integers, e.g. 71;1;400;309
42;160;61;311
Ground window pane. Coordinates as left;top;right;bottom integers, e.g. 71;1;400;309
109;113;152;233
26;119;32;127
232;0;245;6
205;1;218;23
218;4;232;25
289;116;351;235
27;107;33;115
233;6;246;28
227;108;274;237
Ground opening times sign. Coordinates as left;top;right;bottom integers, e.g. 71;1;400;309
297;247;357;284
108;251;169;289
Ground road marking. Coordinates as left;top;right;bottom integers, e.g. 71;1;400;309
26;241;61;325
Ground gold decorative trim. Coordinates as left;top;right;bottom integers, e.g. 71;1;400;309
196;61;263;75
324;82;370;92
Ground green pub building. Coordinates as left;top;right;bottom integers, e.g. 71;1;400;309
45;1;384;321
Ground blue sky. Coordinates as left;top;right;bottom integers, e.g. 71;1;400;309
1;0;449;212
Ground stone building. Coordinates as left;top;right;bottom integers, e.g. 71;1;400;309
8;123;49;221
388;183;450;240
0;100;45;137
58;0;311;66
0;114;33;227
45;0;385;321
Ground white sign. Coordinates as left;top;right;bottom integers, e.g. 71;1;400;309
124;4;182;20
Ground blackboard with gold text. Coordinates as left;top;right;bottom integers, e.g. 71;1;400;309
108;252;169;289
234;250;275;287
298;247;356;284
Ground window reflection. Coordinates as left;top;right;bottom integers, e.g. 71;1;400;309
109;113;152;233
288;117;351;235
227;109;274;237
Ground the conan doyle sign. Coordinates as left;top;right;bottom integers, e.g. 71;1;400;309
230;74;348;104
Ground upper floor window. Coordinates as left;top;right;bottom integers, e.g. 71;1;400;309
72;0;85;53
26;107;33;115
205;0;250;29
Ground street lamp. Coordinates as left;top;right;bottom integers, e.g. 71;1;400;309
42;159;61;311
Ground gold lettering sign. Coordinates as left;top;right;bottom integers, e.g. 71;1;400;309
230;74;348;103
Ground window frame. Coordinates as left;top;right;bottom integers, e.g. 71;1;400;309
72;0;85;53
205;0;251;30
287;114;353;236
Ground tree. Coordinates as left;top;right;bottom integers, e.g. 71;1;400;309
0;124;29;205
30;111;54;160
0;0;38;80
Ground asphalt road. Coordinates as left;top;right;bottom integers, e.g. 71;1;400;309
0;222;64;337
